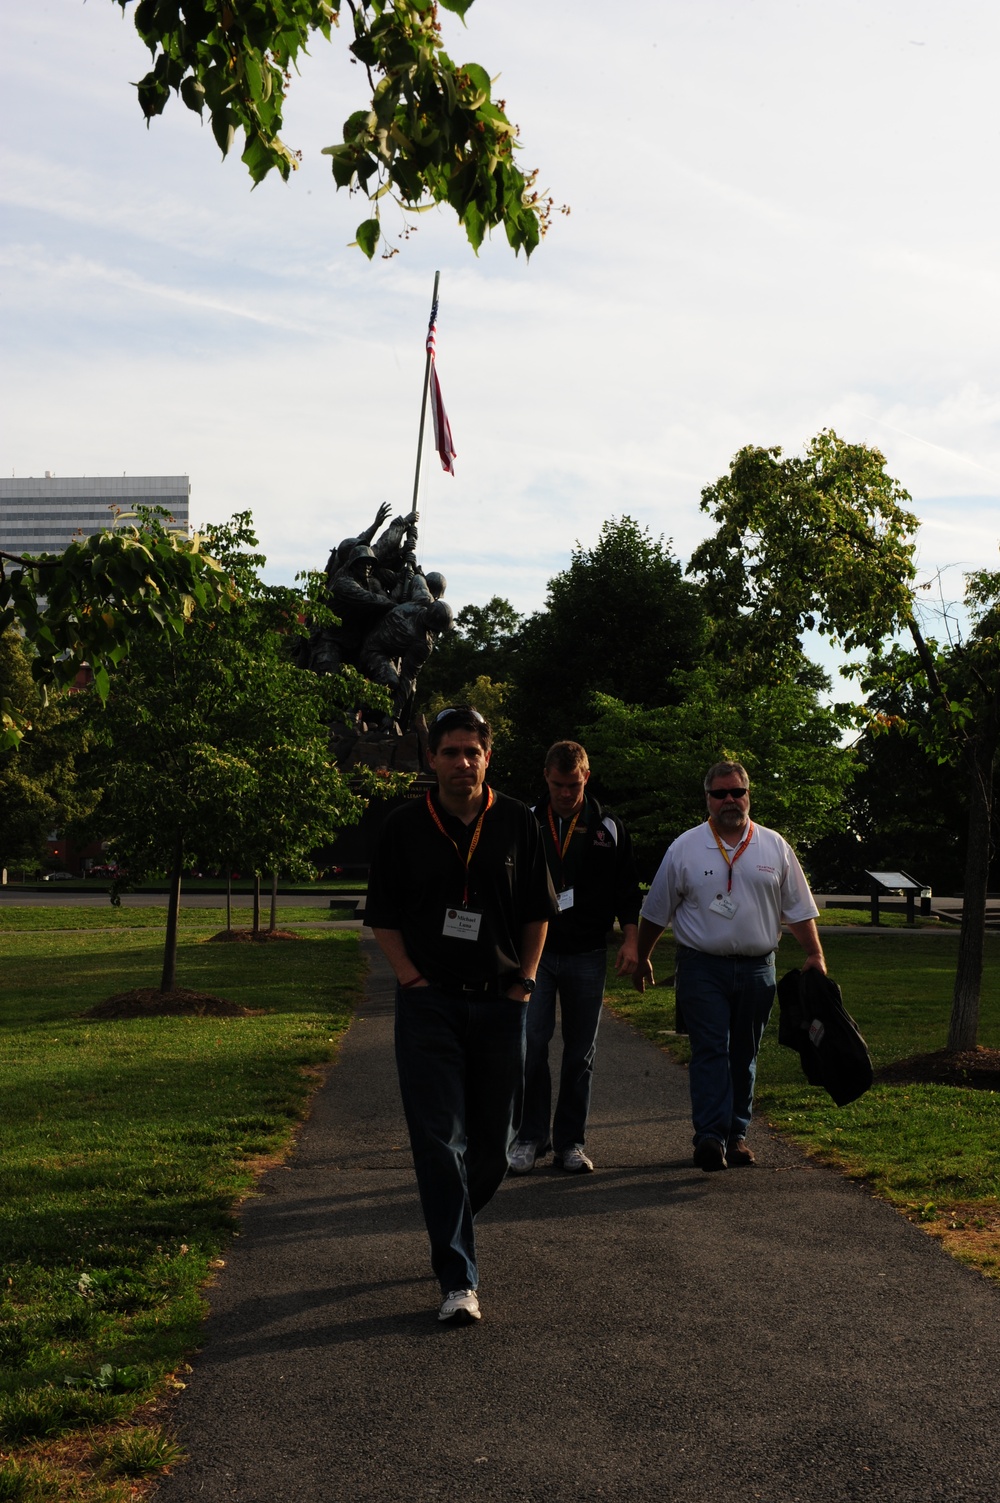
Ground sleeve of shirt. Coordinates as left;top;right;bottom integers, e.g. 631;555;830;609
640;841;680;928
363;808;408;930
778;839;820;924
521;804;560;922
614;819;642;928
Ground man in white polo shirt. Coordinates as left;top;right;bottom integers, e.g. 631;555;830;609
634;760;826;1172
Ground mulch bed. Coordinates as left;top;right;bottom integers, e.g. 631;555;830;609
82;987;259;1019
206;929;302;943
875;1047;1000;1091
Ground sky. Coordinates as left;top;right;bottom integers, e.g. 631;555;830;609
3;1;999;681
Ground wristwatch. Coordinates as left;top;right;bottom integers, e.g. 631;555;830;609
511;975;536;995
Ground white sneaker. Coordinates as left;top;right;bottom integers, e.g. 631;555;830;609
508;1140;541;1174
438;1289;481;1323
557;1145;594;1173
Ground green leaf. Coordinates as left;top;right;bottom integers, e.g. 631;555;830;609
242;133;279;185
323;143;357;189
461;199;485;252
244;54;264;104
342;109;371;140
211;109;237;158
439;0;476;16
477;102;514;131
354;153;379;187
354;219;381;259
460;63;491;103
180;76;206;114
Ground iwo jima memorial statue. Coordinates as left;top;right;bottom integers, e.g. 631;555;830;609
295;500;453;773
295;273;458;778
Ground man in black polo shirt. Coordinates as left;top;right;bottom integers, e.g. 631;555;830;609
366;706;555;1325
511;739;641;1174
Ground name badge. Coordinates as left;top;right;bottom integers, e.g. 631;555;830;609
709;894;739;920
442;907;482;941
557;887;575;912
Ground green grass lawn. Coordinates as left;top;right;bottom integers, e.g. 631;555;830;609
812;906;941;928
605;930;1000;1235
5;878;365;896
0;922;365;1499
0;905;357;932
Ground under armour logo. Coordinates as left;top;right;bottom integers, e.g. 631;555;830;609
704;869;714;876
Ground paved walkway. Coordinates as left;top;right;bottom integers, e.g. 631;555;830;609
154;942;1000;1503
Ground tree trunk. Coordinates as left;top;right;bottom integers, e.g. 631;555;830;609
226;870;232;933
947;744;995;1051
269;871;278;933
160;834;183;993
252;873;261;937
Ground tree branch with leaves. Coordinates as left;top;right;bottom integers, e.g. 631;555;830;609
690;429;1000;1052
0;518;234;752
75;513;403;992
116;0;556;258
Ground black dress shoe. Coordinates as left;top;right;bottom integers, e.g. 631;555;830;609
693;1138;728;1172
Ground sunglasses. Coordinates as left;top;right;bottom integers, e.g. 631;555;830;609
707;787;748;800
434;706;485;723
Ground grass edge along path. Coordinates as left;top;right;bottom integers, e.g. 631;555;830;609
0;926;366;1502
604;929;1000;1285
0;906;358;933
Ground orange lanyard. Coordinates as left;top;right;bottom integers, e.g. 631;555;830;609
710;820;754;893
546;804;583;882
425;787;494;906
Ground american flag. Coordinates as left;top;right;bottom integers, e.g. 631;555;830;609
426;297;457;475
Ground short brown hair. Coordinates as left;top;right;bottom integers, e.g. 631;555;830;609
704;760;749;792
544;740;590;775
428;705;492;754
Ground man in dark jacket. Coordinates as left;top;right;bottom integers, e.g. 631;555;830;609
510;740;641;1174
366;706;555;1323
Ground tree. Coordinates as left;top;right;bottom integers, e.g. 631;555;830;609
507;518;708;797
76;514;385;992
416;595;523;704
855;605;1000;1032
0;631;97;871
424;671;515;786
689;429;999;1052
115;1;554;259
583;665;855;879
807;644;972;894
410;596;522;788
0;516;234;752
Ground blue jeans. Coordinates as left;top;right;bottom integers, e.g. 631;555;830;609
394;984;527;1295
674;946;776;1149
519;947;608;1153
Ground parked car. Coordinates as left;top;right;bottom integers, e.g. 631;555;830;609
42;871;75;881
87;865;123;879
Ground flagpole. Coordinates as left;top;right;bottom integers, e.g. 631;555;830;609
411;269;441;512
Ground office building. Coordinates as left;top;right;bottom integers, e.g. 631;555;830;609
0;475;190;557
